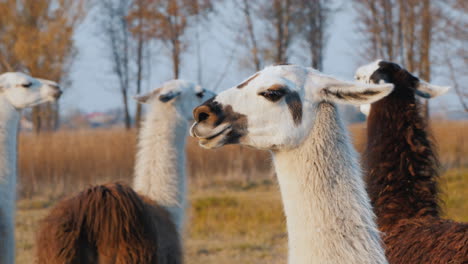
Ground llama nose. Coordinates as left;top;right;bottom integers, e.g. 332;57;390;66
193;105;212;123
53;89;63;99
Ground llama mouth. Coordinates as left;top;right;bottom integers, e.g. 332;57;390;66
190;122;231;139
204;125;231;140
192;124;232;149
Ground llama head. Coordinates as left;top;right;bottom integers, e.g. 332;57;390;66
355;60;450;114
0;72;62;109
134;80;215;121
191;65;394;150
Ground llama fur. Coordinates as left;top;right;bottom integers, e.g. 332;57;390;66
191;65;392;264
36;80;214;263
357;60;468;263
0;97;20;264
133;94;188;231
273;102;386;264
0;72;61;264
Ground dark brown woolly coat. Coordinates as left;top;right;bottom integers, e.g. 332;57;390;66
364;61;468;264
36;183;182;264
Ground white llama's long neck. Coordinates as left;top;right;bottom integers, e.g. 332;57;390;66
272;102;387;264
0;95;20;264
133;102;188;233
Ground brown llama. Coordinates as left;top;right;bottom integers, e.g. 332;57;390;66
36;183;181;264
36;81;215;263
356;60;468;264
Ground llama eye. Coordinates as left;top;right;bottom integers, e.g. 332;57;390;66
22;82;32;88
196;90;204;98
259;89;287;102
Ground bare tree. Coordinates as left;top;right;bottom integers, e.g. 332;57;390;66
353;0;443;117
238;0;263;71
259;0;297;64
99;0;133;129
136;0;213;79
127;0;153;128
438;0;468;112
295;0;333;70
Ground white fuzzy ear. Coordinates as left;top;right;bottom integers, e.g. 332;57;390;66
133;93;152;104
416;81;450;99
133;87;163;104
320;80;394;106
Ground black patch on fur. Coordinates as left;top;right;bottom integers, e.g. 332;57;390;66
370;61;419;94
285;91;302;126
159;91;180;102
237;73;259;89
273;62;291;66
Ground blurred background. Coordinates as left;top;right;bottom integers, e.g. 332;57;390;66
0;0;466;263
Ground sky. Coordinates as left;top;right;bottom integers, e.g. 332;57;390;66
63;1;463;116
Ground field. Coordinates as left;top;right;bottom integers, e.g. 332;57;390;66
15;121;467;263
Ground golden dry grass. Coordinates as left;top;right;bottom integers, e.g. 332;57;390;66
14;121;467;263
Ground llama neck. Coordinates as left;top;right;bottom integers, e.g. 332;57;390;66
366;89;440;229
133;103;188;233
0;95;20;264
272;102;387;264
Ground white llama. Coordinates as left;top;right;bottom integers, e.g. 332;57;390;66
133;80;215;232
0;72;61;264
190;65;392;264
36;80;215;263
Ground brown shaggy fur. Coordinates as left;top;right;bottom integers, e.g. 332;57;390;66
365;61;468;263
36;183;182;264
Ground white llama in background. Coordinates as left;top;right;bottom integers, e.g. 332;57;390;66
0;72;61;264
36;80;215;263
191;65;392;264
133;80;215;232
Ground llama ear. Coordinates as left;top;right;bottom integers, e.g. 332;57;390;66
319;79;394;106
133;93;153;104
133;87;164;104
415;81;450;99
159;90;181;103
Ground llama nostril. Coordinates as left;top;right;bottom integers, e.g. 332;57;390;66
53;90;63;99
198;112;209;122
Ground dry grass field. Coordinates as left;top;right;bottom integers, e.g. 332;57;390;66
15;121;467;263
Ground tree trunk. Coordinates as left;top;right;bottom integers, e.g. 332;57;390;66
420;0;431;119
172;38;180;79
122;88;131;129
242;0;261;71
135;31;144;129
32;106;41;134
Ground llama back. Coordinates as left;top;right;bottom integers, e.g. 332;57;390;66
36;183;182;264
383;217;468;263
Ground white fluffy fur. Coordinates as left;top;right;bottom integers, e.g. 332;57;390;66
191;65;392;263
273;102;386;264
0;98;20;264
133;80;214;233
0;72;60;264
